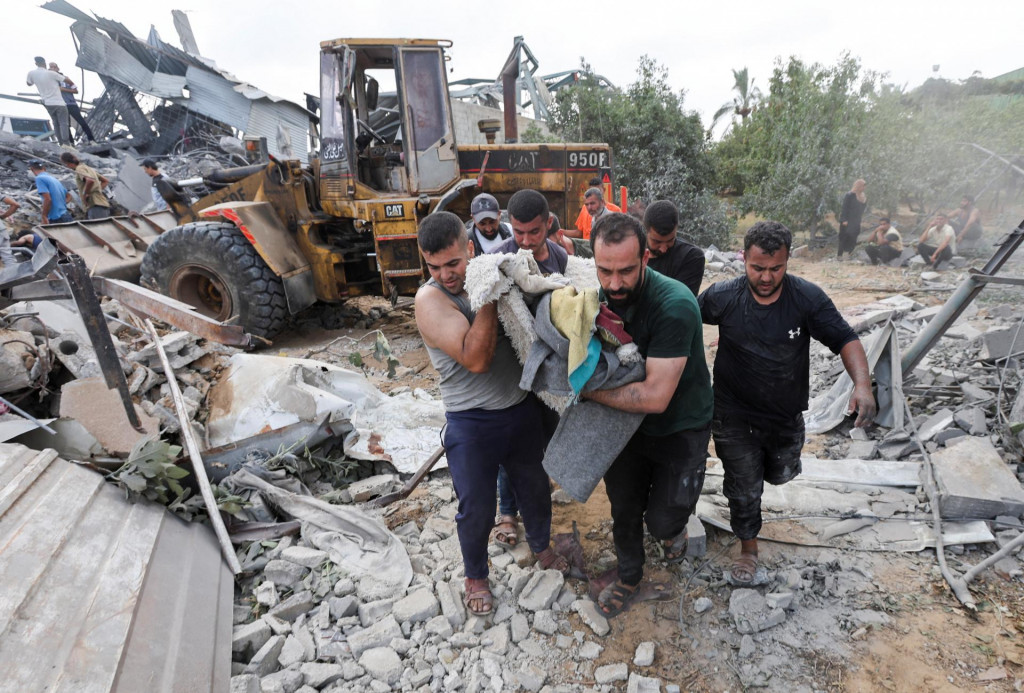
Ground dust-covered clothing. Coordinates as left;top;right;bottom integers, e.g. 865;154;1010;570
647;237;705;297
26;67;65;106
73;163;111;213
698;274;857;424
495;237;568;275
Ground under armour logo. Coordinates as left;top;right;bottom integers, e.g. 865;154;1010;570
788;327;801;339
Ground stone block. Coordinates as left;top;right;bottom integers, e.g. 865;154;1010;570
392;588;440;624
346;474;398;502
578;641;603;660
517;569;564;611
347;615;402;658
482;622;510;655
58;377;160;455
258;668;303;693
436;580;466;628
729;588;787;634
954;407;987;436
230;674;260;693
532;610;558;635
267;590;314;622
933;437;1024;519
687;514;707;557
627;673;663;693
594;663;629;684
277;634;306;668
571;599;610;636
517;663;547;691
847;440;878;459
263;560;308;588
232;619;271;658
633;641;655;667
358;598;396;627
280;546;328;569
918;408;954;441
424;614;453;639
299;662;344;689
358;647;403;686
245;634;284;676
328;595;358;620
510;613;529;643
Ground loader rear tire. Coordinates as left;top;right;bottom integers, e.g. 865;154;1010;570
140;221;288;339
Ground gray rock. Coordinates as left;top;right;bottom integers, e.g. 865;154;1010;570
348;615;403;658
578;641;603;660
268;590;314;622
961;382;994;402
510;613;530;643
255;582;280;608
424;614;454;639
232;620;272;658
935;428;968;446
693;597;713;614
422;515;455;537
342;660;365;681
846;440;878;459
571;599;610;636
356;575;398;602
918;408;954;441
517;663;547;691
517;570;564;612
393;588;441;624
627;673;663;693
482;622;510;655
633;641;655;667
230;674;260;693
280;546;328;569
299;662;344;689
358;647;403;686
245;635;285;676
738;634;756;659
532;610;558;635
436;580;467;628
258;668;303;693
333;577;356;597
262;560;308;588
766;591;795;610
347;474;398;502
849;427;869;441
357;598;396;627
595;663;629;684
277;635;306;669
328;595;358;620
729;588;787;634
954;407;987;435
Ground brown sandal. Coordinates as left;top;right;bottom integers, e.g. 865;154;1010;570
730;552;759;585
536;546;570;575
663;529;688;564
598;580;640;617
464;577;493;616
493;515;519;548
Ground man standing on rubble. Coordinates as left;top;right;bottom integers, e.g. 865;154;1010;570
28;160;73;225
415;211;568;617
495;189;568;275
49;62;96;144
698;221;876;585
644;200;705;297
26;57;70;146
583;212;713;617
60;152;111;220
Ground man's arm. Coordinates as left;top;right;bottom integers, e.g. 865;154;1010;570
415;287;498;373
956;209;981;243
0;197;18;220
839;340;876;427
584;356;687;414
40;193;52;222
930;227;952;262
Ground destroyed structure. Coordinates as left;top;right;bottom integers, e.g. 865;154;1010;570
0;3;1024;692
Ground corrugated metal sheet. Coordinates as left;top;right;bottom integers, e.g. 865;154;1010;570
247;100;311;163
180;65;252;130
0;443;232;692
72;22;154;93
150;72;187;99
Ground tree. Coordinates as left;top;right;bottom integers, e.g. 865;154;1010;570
549;56;733;247
711;67;762;134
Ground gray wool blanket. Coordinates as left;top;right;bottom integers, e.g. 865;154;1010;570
521;292;646;502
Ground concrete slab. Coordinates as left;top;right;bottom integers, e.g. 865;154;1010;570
932;437;1024;520
59;377;160;456
980;327;1024;362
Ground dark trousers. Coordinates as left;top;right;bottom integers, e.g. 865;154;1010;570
713;413;804;541
837;228;859;256
603;425;710;586
864;244;901;265
445;396;552;579
67;103;95;142
917;242;953;268
496;399;558;517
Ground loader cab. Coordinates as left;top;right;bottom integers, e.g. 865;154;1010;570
318;39;460;211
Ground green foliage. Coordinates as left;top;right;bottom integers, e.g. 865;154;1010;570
711;67;762;133
521;122;560;144
110;434;188;504
549;56;733;248
345;329;399;378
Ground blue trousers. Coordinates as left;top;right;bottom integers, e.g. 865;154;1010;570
445;396;552;579
496;399;559;517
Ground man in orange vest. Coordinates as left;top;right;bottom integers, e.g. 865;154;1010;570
570;177;620;239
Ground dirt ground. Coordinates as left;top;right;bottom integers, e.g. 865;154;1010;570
267;252;1024;691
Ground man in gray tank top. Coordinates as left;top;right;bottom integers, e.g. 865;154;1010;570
415;212;569;617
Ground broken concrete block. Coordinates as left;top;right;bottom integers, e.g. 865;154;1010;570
392;588;440;624
230;674;260;693
571;599;610;636
245;634;284;676
729;589;786;634
357;598;396;627
299;663;344;689
276;634;306;669
517;570;564;612
58;377;160;456
954;407;987;436
594;663;629;684
961;382;994;403
980;327;1023;361
358;647;402;686
263;560;308;588
687;514;707;557
932;437;1024;519
633;641;655;667
627;673;663;693
280;546;328;569
232;620;271;658
346;474;398;502
347;615;402;658
846;440;878;459
935;429;968;446
917;408;954;441
436;580;466;628
267;590;314;622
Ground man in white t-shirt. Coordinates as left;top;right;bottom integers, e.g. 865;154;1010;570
916;212;957;269
26;56;70;145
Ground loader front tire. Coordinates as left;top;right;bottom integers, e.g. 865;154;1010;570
140;221;288;339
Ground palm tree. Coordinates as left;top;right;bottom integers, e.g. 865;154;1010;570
711;67;762;133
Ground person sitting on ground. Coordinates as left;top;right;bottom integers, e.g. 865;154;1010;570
583;212;714;617
414;211;568;616
466;193;512;256
863;217;903;266
60;152;111;220
916;212;956;269
495;189;568;275
28;160;73;225
570;177;620;239
698;221;875;586
949;195;983;249
644;200;705;297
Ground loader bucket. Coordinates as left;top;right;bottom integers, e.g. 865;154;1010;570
33;211;178;281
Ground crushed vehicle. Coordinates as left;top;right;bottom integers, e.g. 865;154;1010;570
123;38;614;338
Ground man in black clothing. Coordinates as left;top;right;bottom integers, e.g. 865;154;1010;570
698;221;875;585
644;200;705;297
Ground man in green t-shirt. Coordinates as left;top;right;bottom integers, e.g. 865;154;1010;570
584;212;713;617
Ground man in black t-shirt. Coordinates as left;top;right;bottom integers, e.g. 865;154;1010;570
644;200;705;297
698;221;876;585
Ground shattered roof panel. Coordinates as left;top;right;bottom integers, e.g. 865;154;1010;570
0;443;233;692
179;65;253;130
72;22;155;93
